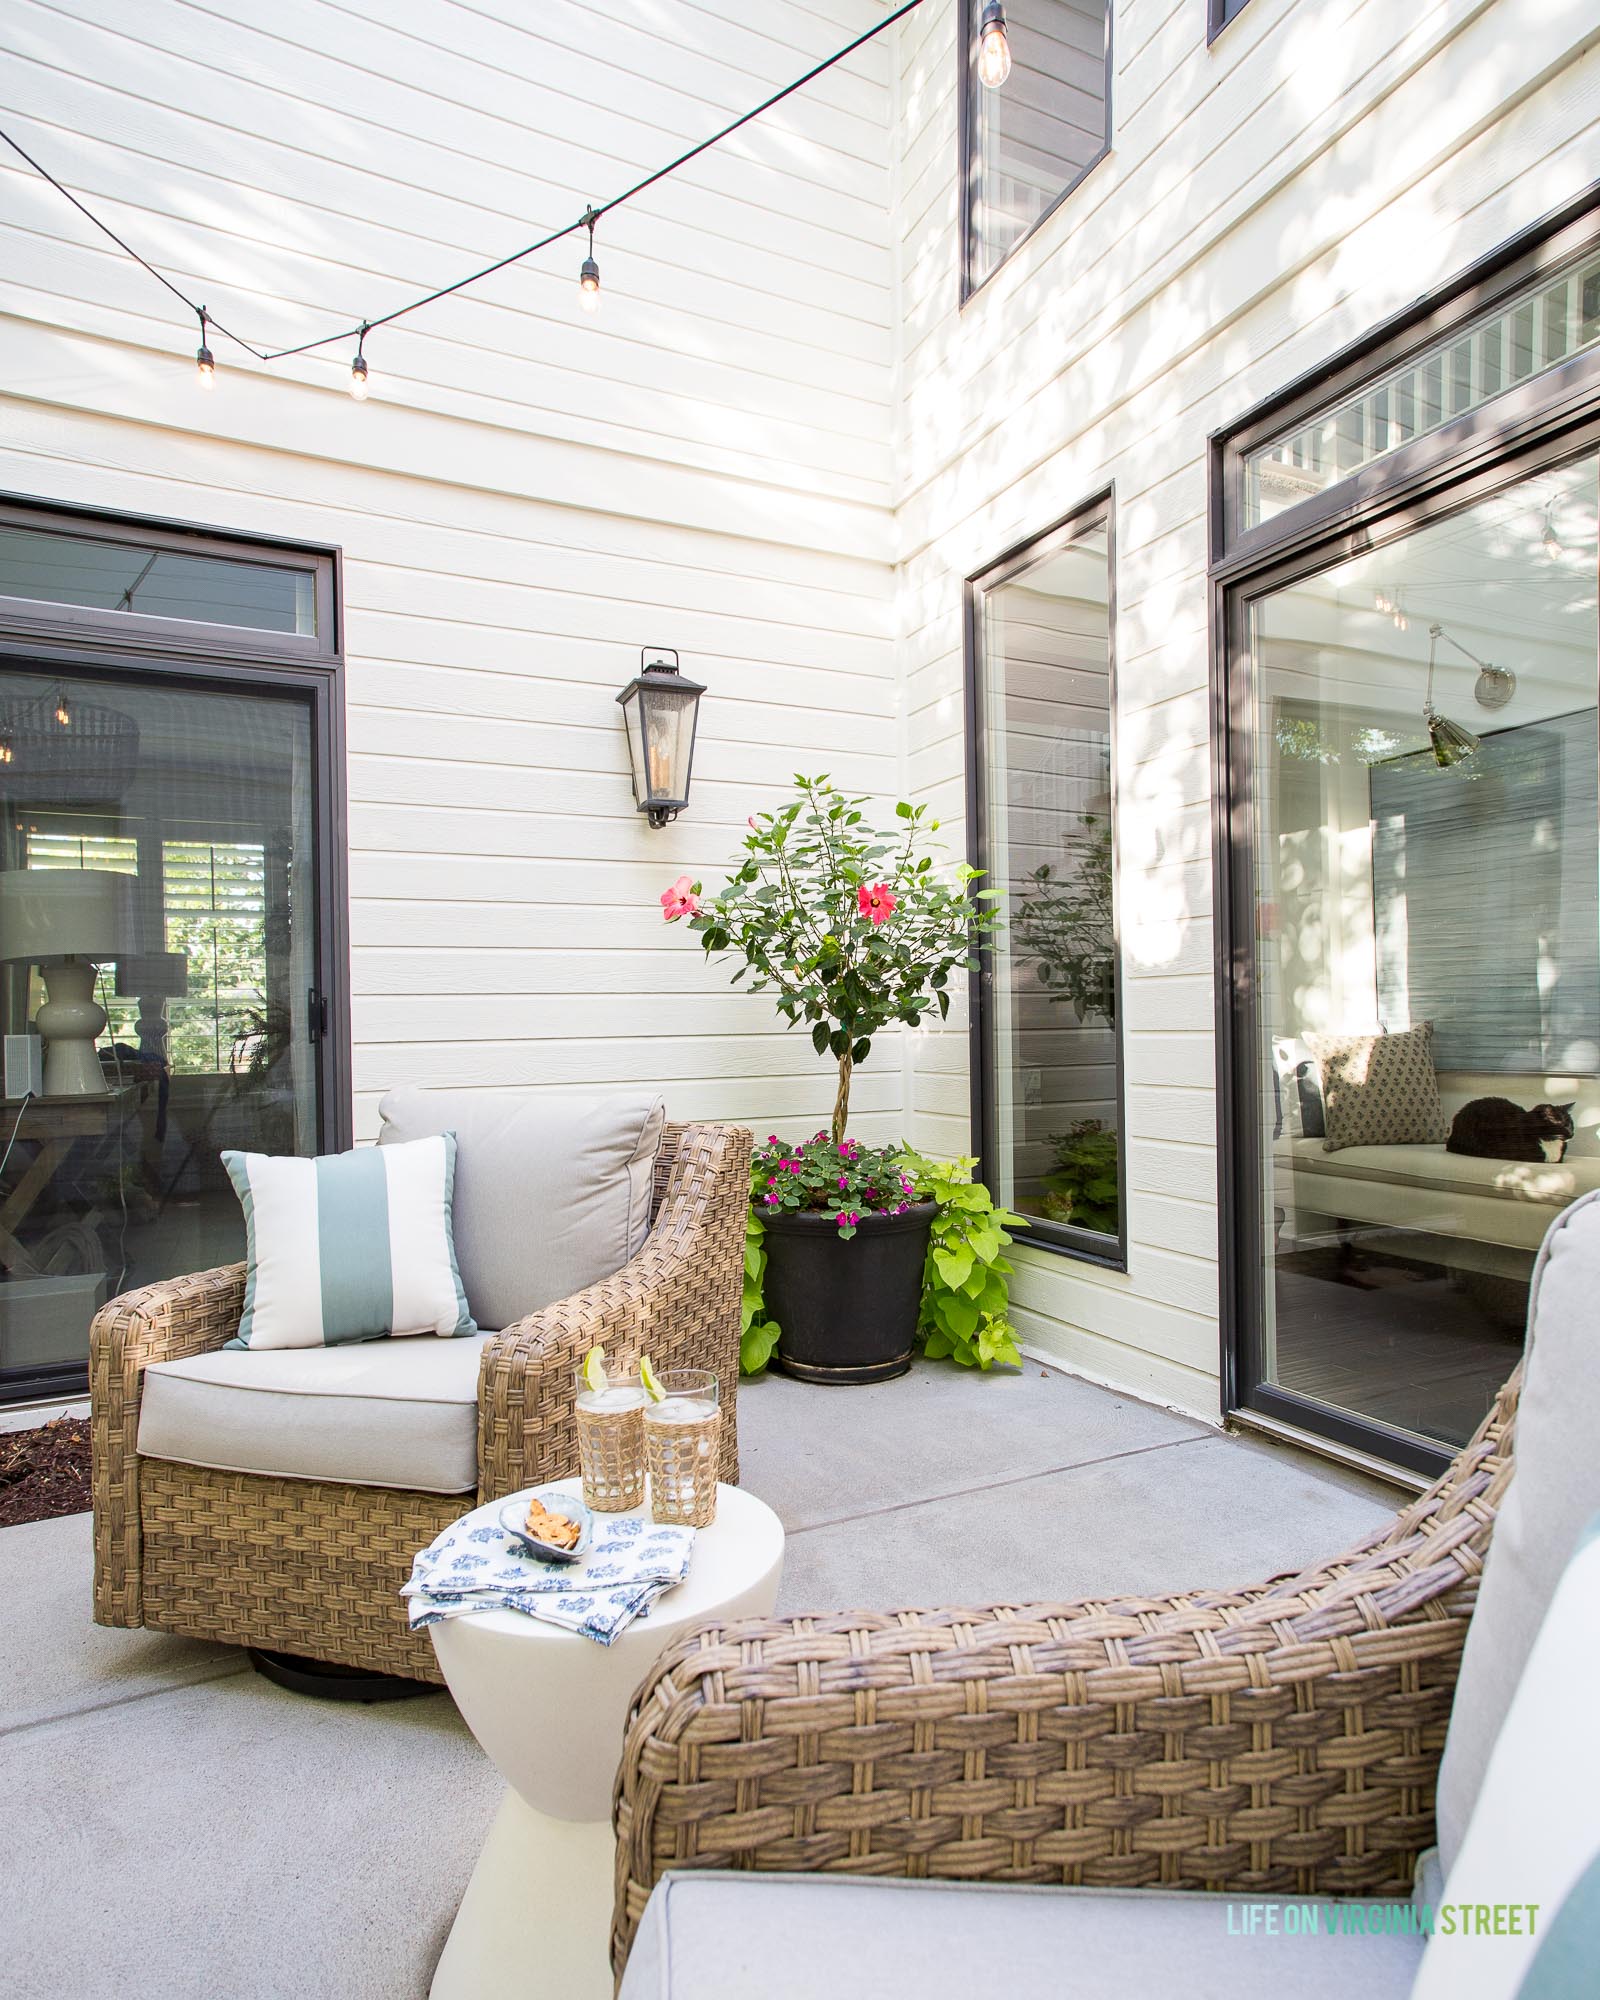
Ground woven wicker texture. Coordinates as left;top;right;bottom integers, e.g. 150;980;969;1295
645;1409;721;1528
611;1369;1520;1974
139;1461;457;1682
91;1120;751;1678
578;1400;648;1513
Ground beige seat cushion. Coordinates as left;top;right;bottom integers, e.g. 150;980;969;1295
137;1335;492;1495
1435;1187;1600;1871
617;1875;1423;2000
377;1087;665;1330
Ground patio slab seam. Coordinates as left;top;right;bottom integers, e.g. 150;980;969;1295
780;1431;1218;1539
1;1658;253;1741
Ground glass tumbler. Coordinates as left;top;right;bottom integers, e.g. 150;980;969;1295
573;1371;647;1512
643;1369;722;1527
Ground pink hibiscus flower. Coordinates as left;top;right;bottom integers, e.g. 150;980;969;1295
857;882;897;925
659;875;700;921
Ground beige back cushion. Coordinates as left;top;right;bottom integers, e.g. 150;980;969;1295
1304;1022;1445;1152
377;1087;665;1330
1435;1187;1600;1871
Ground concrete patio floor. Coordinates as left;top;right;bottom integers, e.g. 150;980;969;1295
0;1360;1401;2000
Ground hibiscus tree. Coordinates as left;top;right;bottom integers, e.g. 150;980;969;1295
661;774;998;1142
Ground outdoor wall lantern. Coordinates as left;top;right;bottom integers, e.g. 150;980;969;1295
617;648;706;828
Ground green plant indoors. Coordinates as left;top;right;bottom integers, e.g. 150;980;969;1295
1039;1119;1120;1236
739;1152;1026;1375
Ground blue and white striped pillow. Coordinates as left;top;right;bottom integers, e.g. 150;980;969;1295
223;1136;477;1350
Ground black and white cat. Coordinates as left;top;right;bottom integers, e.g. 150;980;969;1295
1446;1097;1576;1164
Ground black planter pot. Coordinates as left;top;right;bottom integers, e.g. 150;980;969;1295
763;1202;936;1385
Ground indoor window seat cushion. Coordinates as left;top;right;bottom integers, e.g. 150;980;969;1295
222;1133;475;1350
136;1334;492;1494
377;1086;666;1330
616;1875;1423;2000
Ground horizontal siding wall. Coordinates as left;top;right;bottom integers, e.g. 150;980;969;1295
891;0;1600;1418
0;0;902;1144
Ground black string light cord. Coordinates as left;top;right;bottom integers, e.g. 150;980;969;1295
0;0;926;373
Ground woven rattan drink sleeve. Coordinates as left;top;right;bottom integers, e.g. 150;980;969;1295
611;1368;1520;1975
91;1261;248;1628
477;1121;751;1502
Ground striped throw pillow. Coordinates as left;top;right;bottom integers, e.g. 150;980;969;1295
223;1136;477;1350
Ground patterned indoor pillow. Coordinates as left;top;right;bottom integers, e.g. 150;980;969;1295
1303;1022;1445;1153
223;1135;476;1349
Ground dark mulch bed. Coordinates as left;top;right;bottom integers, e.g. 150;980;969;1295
0;1415;92;1527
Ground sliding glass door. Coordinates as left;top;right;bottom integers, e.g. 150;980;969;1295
0;502;344;1404
1240;455;1599;1463
0;669;325;1399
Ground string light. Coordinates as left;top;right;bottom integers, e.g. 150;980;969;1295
54;688;71;728
1542;499;1564;560
977;1;1012;88
0;730;13;767
194;306;215;389
0;0;984;377
350;323;370;400
578;208;601;313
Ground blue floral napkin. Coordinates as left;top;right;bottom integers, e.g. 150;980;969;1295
402;1495;695;1646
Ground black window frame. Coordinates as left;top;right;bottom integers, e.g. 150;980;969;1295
958;0;1114;307
1209;181;1600;1479
0;493;351;1402
1207;0;1255;43
965;488;1127;1271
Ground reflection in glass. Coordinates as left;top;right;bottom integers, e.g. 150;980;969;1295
0;673;318;1393
981;521;1121;1247
965;0;1110;289
1250;454;1599;1449
1244;243;1600;527
0;526;316;635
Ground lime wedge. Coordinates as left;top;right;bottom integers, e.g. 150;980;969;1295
639;1355;666;1403
581;1346;609;1395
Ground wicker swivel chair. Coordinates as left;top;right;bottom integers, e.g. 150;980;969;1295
91;1119;750;1686
612;1366;1519;1975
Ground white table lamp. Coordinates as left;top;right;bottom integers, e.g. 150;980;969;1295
0;870;138;1096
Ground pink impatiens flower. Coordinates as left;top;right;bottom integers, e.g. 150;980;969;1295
857;882;897;925
660;875;700;921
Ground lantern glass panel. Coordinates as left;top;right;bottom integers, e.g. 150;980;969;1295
640;682;700;805
622;694;646;803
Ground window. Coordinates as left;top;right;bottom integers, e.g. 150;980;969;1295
1214;193;1600;1476
969;500;1123;1263
1207;0;1254;40
1244;239;1600;528
0;501;336;661
961;0;1112;297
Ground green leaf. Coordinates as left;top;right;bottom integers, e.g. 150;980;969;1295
740;1318;781;1376
851;1037;871;1063
811;1021;830;1056
895;800;913;818
932;1246;973;1291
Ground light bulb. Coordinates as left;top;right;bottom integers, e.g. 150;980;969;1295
350;351;370;400
0;733;13;767
54;696;70;728
977;0;1011;88
195;342;215;390
579;256;601;313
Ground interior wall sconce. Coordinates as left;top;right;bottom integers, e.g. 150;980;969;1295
617;648;706;828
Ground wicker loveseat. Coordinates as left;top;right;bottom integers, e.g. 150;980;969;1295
91;1117;750;1685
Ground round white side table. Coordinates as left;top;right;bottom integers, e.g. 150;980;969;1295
428;1478;784;2000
